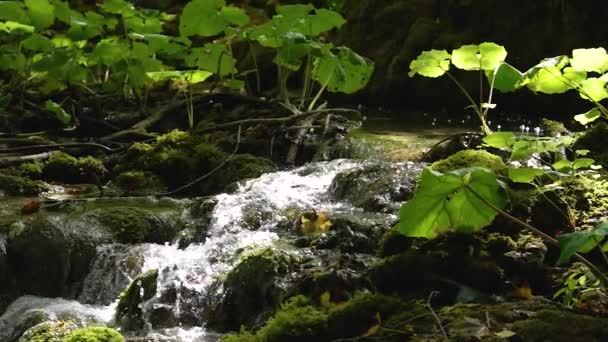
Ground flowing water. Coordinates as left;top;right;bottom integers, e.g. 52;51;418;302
0;159;366;341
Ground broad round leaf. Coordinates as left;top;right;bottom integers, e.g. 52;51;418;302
44;99;71;125
310;8;345;36
313;46;374;94
482;132;516;149
488;62;523;93
0;1;29;24
25;0;55;29
399;167;506;239
574;108;602;125
22;33;53;51
508;167;544;183
557;222;608;265
570;48;608;74
451;42;507;71
408;49;451;78
185;43;236;76
180;0;227;37
527;66;586;94
579;77;608;102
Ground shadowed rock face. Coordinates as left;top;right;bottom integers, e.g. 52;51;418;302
335;0;608;114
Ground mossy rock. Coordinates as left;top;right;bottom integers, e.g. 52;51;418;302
113;171;165;196
206;247;299;331
0;172;49;196
113;130;273;195
62;326;124;342
573;122;608;169
330;161;422;212
18;320;78;342
431;149;506;173
87;207;179;243
115;269;158;331
44;152;105;184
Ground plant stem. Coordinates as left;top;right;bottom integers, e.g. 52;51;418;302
445;72;491;135
247;41;261;94
465;185;608;286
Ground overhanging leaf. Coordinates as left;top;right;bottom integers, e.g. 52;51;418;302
557;222;608;265
408;49;451;78
508;167;544;183
313;46;374;94
579;77;608;102
526;66;586;94
451;42;507;71
44;99;71;125
399;167;506;239
574;108;602;125
488;62;523;93
482;132;516;149
570;48;608;74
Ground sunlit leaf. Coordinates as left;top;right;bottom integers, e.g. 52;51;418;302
44;99;71;125
557;222;608;265
573;158;595;169
0;20;35;33
574;108;602;125
579;77;608;102
570;48;608;74
408;49;451;78
313;46;374;94
25;0;55;29
399;167;506;239
451;42;507;71
508;167;544;183
489;62;523;92
482;132;516;149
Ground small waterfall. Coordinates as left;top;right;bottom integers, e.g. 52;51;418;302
1;159;363;341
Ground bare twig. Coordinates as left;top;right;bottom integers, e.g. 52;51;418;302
426;291;448;340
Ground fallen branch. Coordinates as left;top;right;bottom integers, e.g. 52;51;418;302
0;142;120;153
197;108;361;133
0;152;52;167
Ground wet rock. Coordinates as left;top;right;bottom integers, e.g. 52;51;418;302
7;217;72;297
330;161;422;212
115;269;158;331
205;247;300;332
149;304;178;329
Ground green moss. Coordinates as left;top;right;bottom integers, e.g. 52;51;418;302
207;247;296;331
541;118;569;137
62;326;124;342
115;269;158;331
511;309;608;341
18;320;77;342
553;175;608;228
155;129;193;147
431;149;506;173
44;151;104;183
257;296;328;342
377;228;412;257
19;161;45;178
0;172;49;196
94;207;176;243
573;122;608;168
114;171;165;195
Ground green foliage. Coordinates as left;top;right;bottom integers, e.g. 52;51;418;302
62;326;124;342
553;265;600;307
556;222;608;265
451;42;507;71
399;167;507;239
431;149;506;173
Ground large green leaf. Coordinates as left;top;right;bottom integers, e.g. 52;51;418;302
526;66;586;94
488;62;523;93
451;42;507;71
22;33;53;51
313;46;374;94
44;99;71;125
25;0;55;29
399;167;506;239
0;1;29;24
574;107;602;125
309;8;345;36
185;42;236;76
482;132;516;149
570;48;608;74
508;167;544;184
180;0;247;37
408;49;451;78
146;70;212;84
90;37;128;65
557;222;608;265
578;77;608;102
